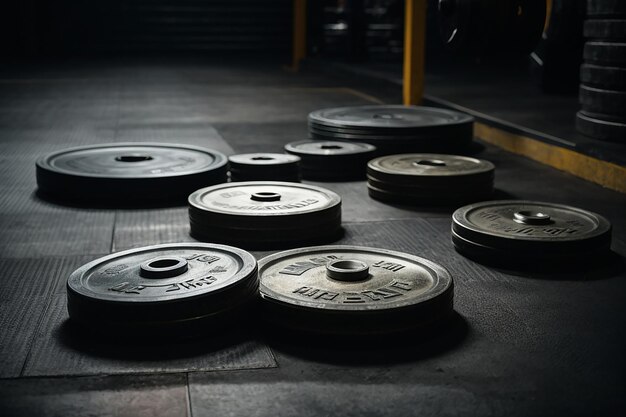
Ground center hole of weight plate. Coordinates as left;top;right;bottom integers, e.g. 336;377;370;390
140;256;188;279
415;159;447;167
513;210;552;225
251;156;274;161
326;259;370;282
250;191;281;202
320;145;343;150
115;155;154;163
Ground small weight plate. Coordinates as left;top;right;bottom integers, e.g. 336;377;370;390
452;200;612;257
576;110;626;142
67;243;258;334
309;105;474;131
587;0;626;17
37;143;227;204
584;19;626;40
368;154;494;186
228;153;300;171
258;245;454;335
584;41;626;65
189;182;342;247
579;84;626;117
580;63;626;90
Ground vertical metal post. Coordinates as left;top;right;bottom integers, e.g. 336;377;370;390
292;0;307;71
403;0;427;105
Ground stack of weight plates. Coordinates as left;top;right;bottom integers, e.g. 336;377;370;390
36;143;228;204
258;245;454;336
189;182;342;249
66;243;258;337
452;200;612;267
577;1;626;142
284;140;377;180
308;105;474;154
367;154;495;205
228;153;301;182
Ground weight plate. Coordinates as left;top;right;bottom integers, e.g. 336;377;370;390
583;41;626;65
576;110;626;142
258;245;454;335
367;154;494;186
67;243;258;334
366;176;493;196
584;19;626;40
367;183;491;206
309;105;474;131
188;182;342;247
36;143;228;204
308;120;471;136
587;0;626;17
580;63;626;90
308;132;472;154
579;84;626;117
228;153;300;171
452;200;612;257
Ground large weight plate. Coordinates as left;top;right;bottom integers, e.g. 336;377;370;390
309;105;474;131
580;63;626;90
67;243;258;334
188;182;342;248
367;154;494;186
584;19;626;40
452;201;612;261
584;41;626;65
576;110;626;142
36;143;227;204
258;245;454;335
579;84;626;117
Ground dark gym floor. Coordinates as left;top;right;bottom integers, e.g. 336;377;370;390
0;58;625;417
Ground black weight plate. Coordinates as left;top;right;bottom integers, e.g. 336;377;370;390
583;41;626;65
366;177;493;197
584;19;626;40
587;0;626;17
228;153;300;171
308;120;471;136
580;63;626;90
576;110;626;142
367;154;494;186
579;84;626;117
367;184;491;206
258;245;454;336
36;143;228;204
308;105;474;131
452;200;612;255
67;243;257;334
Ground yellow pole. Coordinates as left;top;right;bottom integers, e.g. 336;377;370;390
403;0;427;105
544;0;553;33
292;0;307;71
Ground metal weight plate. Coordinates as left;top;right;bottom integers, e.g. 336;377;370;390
580;63;626;90
367;184;492;206
188;182;342;248
367;154;495;186
228;153;301;182
579;84;626;118
309;105;474;131
67;243;258;335
584;41;626;65
584;19;626;40
576;111;626;142
587;0;626;17
258;245;454;335
452;200;612;263
36;143;228;204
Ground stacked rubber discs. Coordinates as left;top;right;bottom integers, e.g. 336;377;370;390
284;140;376;180
308;105;474;154
367;154;494;205
228;153;301;182
67;243;258;337
188;181;342;249
452;200;612;267
577;0;626;142
36;143;228;204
